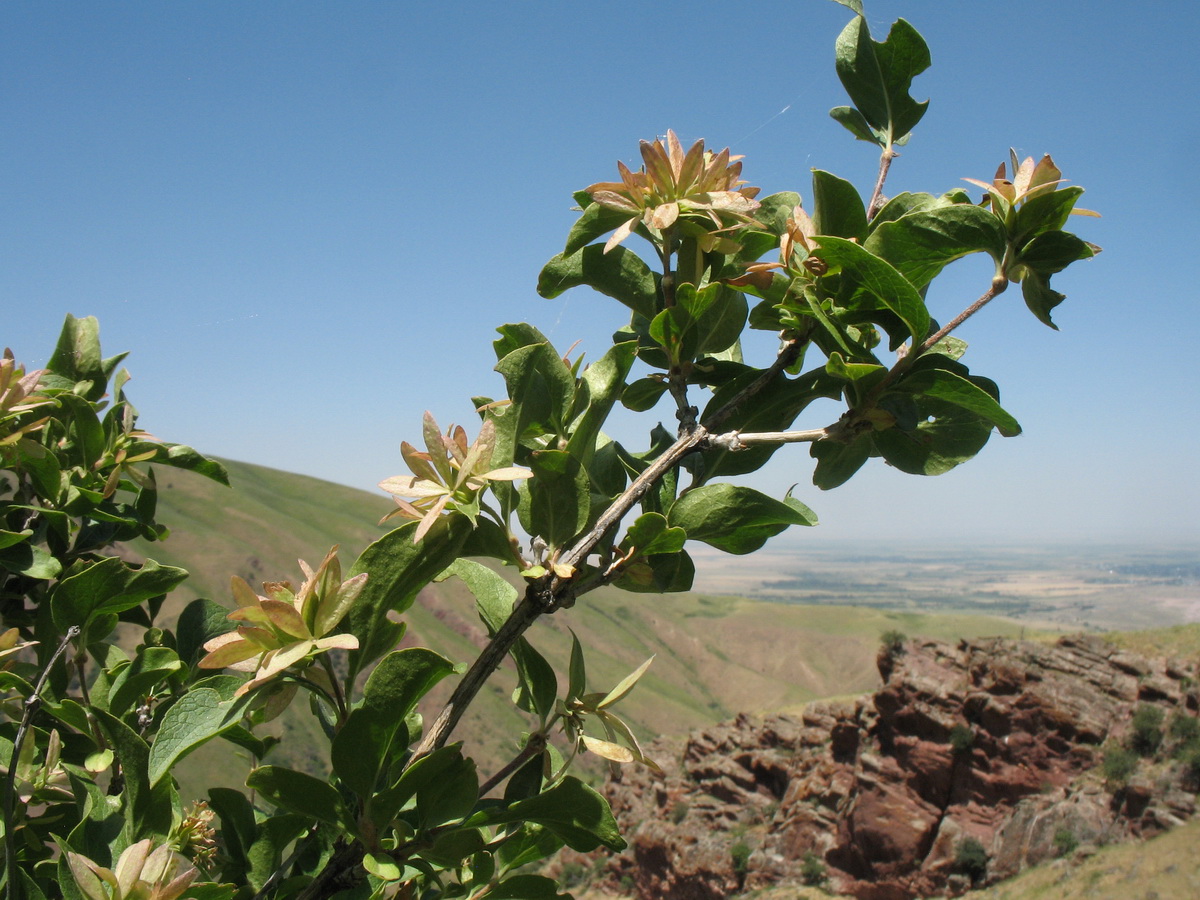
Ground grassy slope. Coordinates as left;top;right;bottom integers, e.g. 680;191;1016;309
949;819;1200;900
129;459;1041;794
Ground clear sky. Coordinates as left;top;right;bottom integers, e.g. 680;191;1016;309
3;1;1197;548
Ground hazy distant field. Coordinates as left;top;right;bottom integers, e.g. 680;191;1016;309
691;540;1200;632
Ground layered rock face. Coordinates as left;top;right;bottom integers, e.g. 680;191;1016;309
595;635;1199;899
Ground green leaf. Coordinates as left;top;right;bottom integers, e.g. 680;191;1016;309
812;169;868;241
106;646;181;717
537;245;660;321
245;815;308;892
495;341;576;441
93;708;174;838
1014;185;1087;241
487;874;571;900
1020;270;1065;330
331;647;456;798
744;191;802;238
829;105;877;144
496;823;565;875
47;314;119;402
128;441;230;486
871;397;993;475
668;484;816;555
512;637;559;723
520;449;590;550
479;776;624;853
614;549;694;593
416;747;478;828
563;201;639;256
566;340;637;468
865;205;1007;288
621;512;686;557
148;687;244;787
0;541;61;579
567;630;587;702
698;366;843;479
895;360;1021;437
832;14;930;145
177;598;236;668
345;516;472;682
1017;229;1094;275
246;766;348;827
50;557;188;637
811;433;873;490
621;377;669;412
813;236;930;345
423;827;487;868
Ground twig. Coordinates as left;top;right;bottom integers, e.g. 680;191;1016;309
478;733;547;798
4;626;78;900
707;427;831;451
412;336;807;759
867;145;897;220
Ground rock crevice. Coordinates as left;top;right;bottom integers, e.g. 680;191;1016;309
592;635;1199;899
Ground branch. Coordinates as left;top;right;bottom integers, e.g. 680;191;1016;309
916;275;1009;357
707;426;831;451
870;275;1009;400
414;337;807;758
5;626;78;900
867;145;897;220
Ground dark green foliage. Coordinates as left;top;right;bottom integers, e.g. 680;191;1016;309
949;724;975;755
880;629;907;656
1;4;1098;897
1129;704;1165;757
1103;745;1138;788
1169;710;1200;746
801;851;828;886
731;841;752;875
1053;826;1079;857
955;837;989;883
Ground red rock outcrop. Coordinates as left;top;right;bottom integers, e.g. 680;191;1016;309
594;635;1199;899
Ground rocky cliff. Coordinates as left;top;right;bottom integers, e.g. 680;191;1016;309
587;635;1200;899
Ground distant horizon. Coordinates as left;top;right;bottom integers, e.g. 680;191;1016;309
5;0;1196;547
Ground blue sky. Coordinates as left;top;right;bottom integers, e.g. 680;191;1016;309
3;1;1197;547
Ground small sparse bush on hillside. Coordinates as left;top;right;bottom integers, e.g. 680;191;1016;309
880;630;907;657
801;851;828;886
1129;704;1165;757
1103;745;1139;788
955;837;989;884
1169;710;1200;747
731;841;752;875
1053;826;1079;857
949;724;975;755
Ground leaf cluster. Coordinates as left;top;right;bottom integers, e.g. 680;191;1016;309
2;4;1100;899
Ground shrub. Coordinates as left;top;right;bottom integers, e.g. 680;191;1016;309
1169;710;1200;746
1183;745;1200;790
1129;704;1165;757
880;630;907;657
949;724;975;755
670;800;690;824
731;841;752;875
0;2;1100;896
955;837;989;883
801;851;828;886
1103;745;1139;787
1053;826;1079;857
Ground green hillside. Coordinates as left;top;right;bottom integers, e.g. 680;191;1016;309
128;459;1039;797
